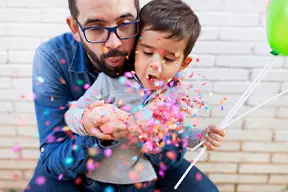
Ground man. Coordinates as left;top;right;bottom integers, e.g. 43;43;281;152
26;0;223;191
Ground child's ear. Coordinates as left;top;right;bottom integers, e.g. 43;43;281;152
179;56;192;72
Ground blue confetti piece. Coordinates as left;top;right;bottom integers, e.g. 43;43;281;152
37;76;45;83
65;157;74;166
119;76;127;84
132;156;138;161
104;186;114;192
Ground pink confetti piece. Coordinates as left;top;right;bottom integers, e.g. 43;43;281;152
60;59;66;64
58;174;63;181
104;148;112;157
196;172;202;181
84;84;90;90
124;72;133;78
129;171;139;182
36;176;46;186
13;144;20;153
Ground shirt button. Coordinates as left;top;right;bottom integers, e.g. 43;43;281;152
40;147;45;153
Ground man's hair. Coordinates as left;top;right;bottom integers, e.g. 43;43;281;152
139;0;201;58
68;0;140;18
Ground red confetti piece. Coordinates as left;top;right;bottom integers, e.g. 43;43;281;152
74;177;82;185
196;58;200;62
188;72;194;78
166;151;176;160
196;172;202;181
59;78;66;85
158;49;164;56
12;173;21;180
60;59;66;64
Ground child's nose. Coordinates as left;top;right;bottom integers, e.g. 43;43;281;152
149;54;162;71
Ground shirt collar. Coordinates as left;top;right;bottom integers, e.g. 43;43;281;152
68;41;89;73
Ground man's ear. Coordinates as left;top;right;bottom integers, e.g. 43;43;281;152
179;56;192;72
66;16;81;42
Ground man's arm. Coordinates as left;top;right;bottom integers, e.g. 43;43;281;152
33;47;106;180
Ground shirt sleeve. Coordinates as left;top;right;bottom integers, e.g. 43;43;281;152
64;74;105;136
33;47;104;180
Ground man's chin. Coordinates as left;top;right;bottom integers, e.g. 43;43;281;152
103;67;124;78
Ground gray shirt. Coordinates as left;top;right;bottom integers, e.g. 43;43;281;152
65;73;202;184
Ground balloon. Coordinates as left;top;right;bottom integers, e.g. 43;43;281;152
266;0;288;56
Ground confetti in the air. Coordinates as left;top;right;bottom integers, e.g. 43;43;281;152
58;174;63;181
60;59;66;64
104;186;114;192
37;76;45;83
36;176;46;185
196;172;202;181
104;148;112;157
65;157;74;166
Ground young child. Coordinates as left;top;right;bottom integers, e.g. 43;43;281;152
65;0;208;191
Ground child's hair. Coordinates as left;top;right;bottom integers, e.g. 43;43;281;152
139;0;201;59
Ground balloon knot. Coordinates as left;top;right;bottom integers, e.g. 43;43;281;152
270;50;279;56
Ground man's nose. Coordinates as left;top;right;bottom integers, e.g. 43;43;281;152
105;32;122;49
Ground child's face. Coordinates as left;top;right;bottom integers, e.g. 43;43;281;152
134;25;192;91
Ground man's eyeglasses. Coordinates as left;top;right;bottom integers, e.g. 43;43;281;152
75;19;140;44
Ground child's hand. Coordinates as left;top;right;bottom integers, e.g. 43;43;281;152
200;124;225;151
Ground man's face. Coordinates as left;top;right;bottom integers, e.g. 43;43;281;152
75;0;137;77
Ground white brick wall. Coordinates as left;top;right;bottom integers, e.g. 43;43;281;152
0;0;287;192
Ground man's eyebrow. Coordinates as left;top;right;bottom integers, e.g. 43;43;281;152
84;13;135;26
116;13;135;20
84;18;104;26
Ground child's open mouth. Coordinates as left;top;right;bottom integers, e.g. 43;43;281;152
146;74;158;85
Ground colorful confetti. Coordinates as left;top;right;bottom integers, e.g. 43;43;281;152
58;174;63;181
104;186;114;192
36;176;46;185
37;76;45;83
196;172;202;181
60;59;66;64
104;148;112;157
65;157;74;166
84;83;90;90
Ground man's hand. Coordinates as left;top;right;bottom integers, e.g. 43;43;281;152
200;124;225;151
82;100;114;140
83;100;139;140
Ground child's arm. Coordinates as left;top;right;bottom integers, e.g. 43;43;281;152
64;74;106;136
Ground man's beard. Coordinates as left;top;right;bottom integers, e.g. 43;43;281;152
81;40;129;78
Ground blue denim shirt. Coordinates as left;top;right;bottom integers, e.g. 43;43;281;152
33;32;194;181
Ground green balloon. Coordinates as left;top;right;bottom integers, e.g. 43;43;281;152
266;0;288;56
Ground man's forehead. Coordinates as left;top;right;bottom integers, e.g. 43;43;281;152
77;0;137;22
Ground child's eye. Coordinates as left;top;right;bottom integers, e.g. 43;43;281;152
164;57;174;62
143;51;153;56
